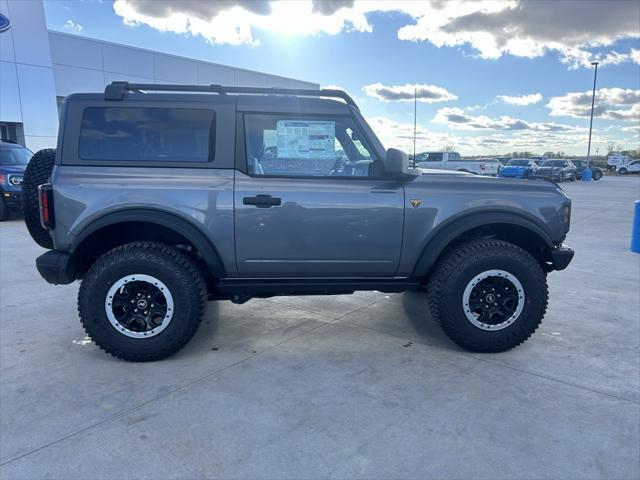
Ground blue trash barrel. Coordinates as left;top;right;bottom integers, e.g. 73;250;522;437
632;200;640;254
582;167;593;181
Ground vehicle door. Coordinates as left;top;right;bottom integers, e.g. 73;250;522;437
629;160;640;173
234;113;405;277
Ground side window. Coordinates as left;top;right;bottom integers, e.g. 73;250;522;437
79;107;215;162
244;115;377;177
419;153;442;162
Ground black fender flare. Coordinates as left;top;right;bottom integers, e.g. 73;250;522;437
412;210;554;277
70;208;226;277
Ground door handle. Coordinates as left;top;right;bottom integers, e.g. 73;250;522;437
243;194;282;208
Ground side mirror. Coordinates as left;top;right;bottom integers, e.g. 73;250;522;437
384;148;409;175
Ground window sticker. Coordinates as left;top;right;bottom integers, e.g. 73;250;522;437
276;120;335;159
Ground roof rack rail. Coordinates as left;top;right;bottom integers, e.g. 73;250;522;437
104;81;359;110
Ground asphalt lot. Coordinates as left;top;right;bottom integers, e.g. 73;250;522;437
1;176;639;480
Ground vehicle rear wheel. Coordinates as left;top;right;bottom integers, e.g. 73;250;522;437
0;197;8;221
427;239;548;352
593;171;602;181
618;168;628;175
22;149;55;248
78;241;207;361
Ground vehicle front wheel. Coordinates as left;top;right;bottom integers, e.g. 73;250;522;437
427;239;548;353
593;171;602;181
618;168;628;175
78;241;207;361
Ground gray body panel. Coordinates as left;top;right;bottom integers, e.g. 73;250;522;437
233;172;404;276
51;166;237;276
398;175;566;276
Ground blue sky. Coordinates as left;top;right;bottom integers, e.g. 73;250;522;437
44;0;640;156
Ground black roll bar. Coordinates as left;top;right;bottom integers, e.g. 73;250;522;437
104;81;358;110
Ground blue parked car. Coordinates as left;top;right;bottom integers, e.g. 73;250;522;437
498;158;538;179
0;141;33;221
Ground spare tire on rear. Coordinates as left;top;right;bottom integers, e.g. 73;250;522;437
22;149;55;249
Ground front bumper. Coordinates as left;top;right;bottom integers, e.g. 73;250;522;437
529;171;560;181
499;172;526;178
549;244;574;271
1;190;22;209
36;250;77;285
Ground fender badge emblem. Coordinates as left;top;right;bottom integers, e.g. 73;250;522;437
409;199;423;209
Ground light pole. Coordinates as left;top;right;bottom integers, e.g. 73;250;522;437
412;87;417;166
586;61;599;161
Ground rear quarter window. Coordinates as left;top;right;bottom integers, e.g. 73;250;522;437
78;107;215;162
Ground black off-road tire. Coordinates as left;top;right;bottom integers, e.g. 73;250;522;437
427;239;548;353
0;197;8;221
22;149;55;248
78;241;208;362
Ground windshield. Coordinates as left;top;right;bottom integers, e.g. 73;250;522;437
542;160;565;167
0;146;33;166
508;159;529;166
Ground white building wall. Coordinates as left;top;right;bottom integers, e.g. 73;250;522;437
0;0;59;151
47;31;318;96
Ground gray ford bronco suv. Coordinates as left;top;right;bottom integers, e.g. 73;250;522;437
22;82;574;361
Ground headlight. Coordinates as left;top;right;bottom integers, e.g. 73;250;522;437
8;175;23;186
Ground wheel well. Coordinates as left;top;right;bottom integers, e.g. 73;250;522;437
418;222;553;279
72;221;215;282
453;224;550;262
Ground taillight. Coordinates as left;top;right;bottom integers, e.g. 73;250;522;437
38;183;55;229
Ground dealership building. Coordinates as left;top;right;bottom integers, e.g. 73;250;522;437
0;0;318;152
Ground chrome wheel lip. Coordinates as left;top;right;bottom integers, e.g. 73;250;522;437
462;269;525;331
105;274;174;339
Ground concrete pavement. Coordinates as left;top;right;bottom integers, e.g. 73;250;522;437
1;176;638;479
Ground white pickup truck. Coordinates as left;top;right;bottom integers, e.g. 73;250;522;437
607;154;631;171
414;152;500;176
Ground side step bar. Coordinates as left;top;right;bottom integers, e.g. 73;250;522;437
209;278;421;303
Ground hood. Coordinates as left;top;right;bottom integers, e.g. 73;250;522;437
501;165;529;171
0;165;26;175
410;168;564;193
536;166;561;172
416;168;473;176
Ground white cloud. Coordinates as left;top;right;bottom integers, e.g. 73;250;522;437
397;0;640;67
365;115;611;155
112;1;640;69
496;93;543;106
367;116;461;153
561;48;640;69
433;107;581;132
64;19;83;32
113;0;372;45
362;83;457;103
547;88;640;121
